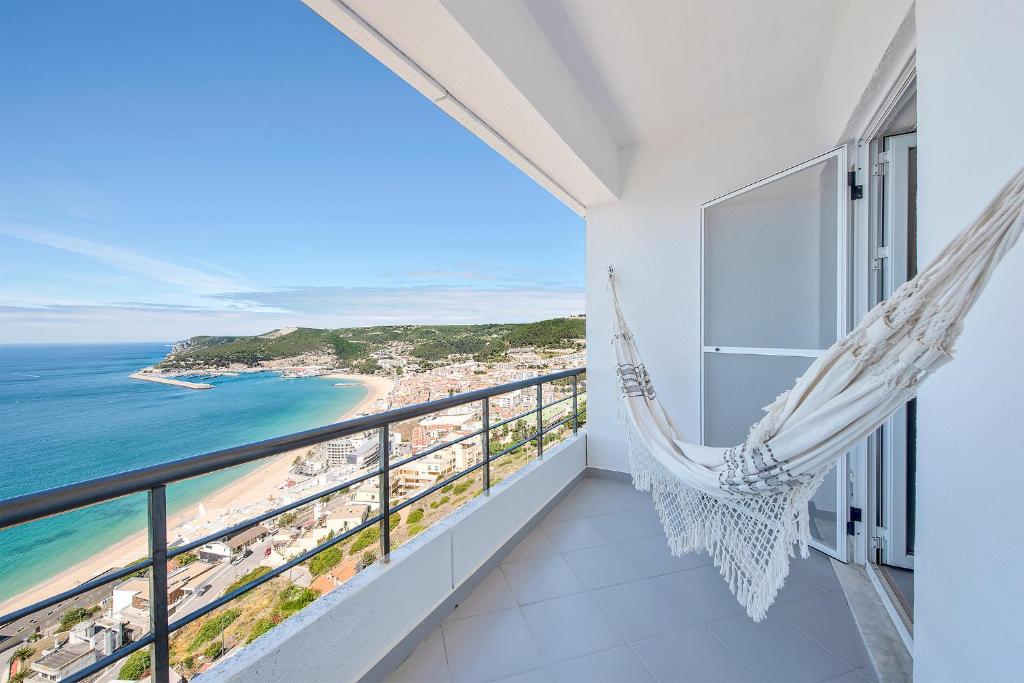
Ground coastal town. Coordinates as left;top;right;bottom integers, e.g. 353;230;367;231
1;323;586;682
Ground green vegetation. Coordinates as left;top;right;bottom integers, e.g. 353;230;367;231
350;525;380;553
278;585;319;617
203;641;225;660
118;649;151;680
189;608;242;650
452;479;474;496
12;646;35;662
223;566;272;596
430;496;450;509
176;551;199;566
58;605;100;631
308;547;343;576
408;524;425;537
277;511;298;528
389;512;401;530
246;617;277;644
157;318;585;371
361;550;377;567
406;508;424;525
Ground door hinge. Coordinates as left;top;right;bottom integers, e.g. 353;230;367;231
871;246;890;270
846;506;863;536
848;170;863;200
871;526;889;550
873;151;891;177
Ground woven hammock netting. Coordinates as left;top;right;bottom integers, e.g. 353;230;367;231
611;167;1023;620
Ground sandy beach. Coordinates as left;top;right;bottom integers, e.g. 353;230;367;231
0;373;394;617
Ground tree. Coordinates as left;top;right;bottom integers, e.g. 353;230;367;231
176;551;199;566
12;645;35;662
118;649;151;681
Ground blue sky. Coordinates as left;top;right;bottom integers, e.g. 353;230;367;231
0;1;584;343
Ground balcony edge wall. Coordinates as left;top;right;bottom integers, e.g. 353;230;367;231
206;433;587;683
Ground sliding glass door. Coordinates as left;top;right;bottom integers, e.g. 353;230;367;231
701;148;849;560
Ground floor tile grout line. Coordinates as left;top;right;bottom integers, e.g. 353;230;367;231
437;623;454;683
701;620;769;683
584;578;693;683
775;599;873;673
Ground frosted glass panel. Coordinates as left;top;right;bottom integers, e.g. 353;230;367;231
704;156;839;349
703;353;815;447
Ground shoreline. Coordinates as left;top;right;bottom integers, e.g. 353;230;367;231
0;373;394;617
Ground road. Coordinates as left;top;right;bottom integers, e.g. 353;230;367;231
0;572;120;653
173;541;310;618
0;543;312;681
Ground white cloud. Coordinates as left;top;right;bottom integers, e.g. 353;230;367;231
0;227;251;295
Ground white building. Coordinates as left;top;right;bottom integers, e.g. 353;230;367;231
324;504;370;535
316;436;379;469
30;643;97;682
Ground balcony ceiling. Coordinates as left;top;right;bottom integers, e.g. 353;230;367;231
524;0;851;147
307;0;852;209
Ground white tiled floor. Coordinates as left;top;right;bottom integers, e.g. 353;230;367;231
386;477;877;683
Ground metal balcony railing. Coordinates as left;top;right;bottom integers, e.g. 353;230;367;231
0;368;586;683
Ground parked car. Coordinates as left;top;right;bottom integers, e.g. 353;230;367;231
196;584;211;596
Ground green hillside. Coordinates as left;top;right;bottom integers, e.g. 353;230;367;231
157;317;585;371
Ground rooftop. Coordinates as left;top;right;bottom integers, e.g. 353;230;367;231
33;642;93;671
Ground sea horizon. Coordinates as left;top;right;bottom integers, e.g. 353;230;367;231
0;342;368;603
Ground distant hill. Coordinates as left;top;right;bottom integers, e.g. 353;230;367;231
157;317;586;372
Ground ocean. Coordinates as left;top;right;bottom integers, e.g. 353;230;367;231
0;343;367;603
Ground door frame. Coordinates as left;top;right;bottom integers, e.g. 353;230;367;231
879;132;918;570
699;145;850;561
850;58;918;650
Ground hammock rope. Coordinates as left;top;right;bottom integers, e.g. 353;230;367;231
611;167;1023;621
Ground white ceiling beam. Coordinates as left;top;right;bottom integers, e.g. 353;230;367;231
303;0;621;215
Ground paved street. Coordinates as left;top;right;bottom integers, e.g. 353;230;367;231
173;541;310;619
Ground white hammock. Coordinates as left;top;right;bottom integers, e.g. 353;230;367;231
612;167;1023;621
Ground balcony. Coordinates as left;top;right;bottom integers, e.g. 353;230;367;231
1;368;885;683
385;476;874;683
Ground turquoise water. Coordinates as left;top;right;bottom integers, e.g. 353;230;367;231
0;343;366;603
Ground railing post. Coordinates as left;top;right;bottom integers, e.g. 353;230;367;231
572;374;579;435
378;426;391;563
536;382;544;459
481;398;491;494
148;486;170;683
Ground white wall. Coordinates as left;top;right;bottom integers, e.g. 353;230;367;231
585;105;823;471
913;1;1024;679
814;0;915;147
